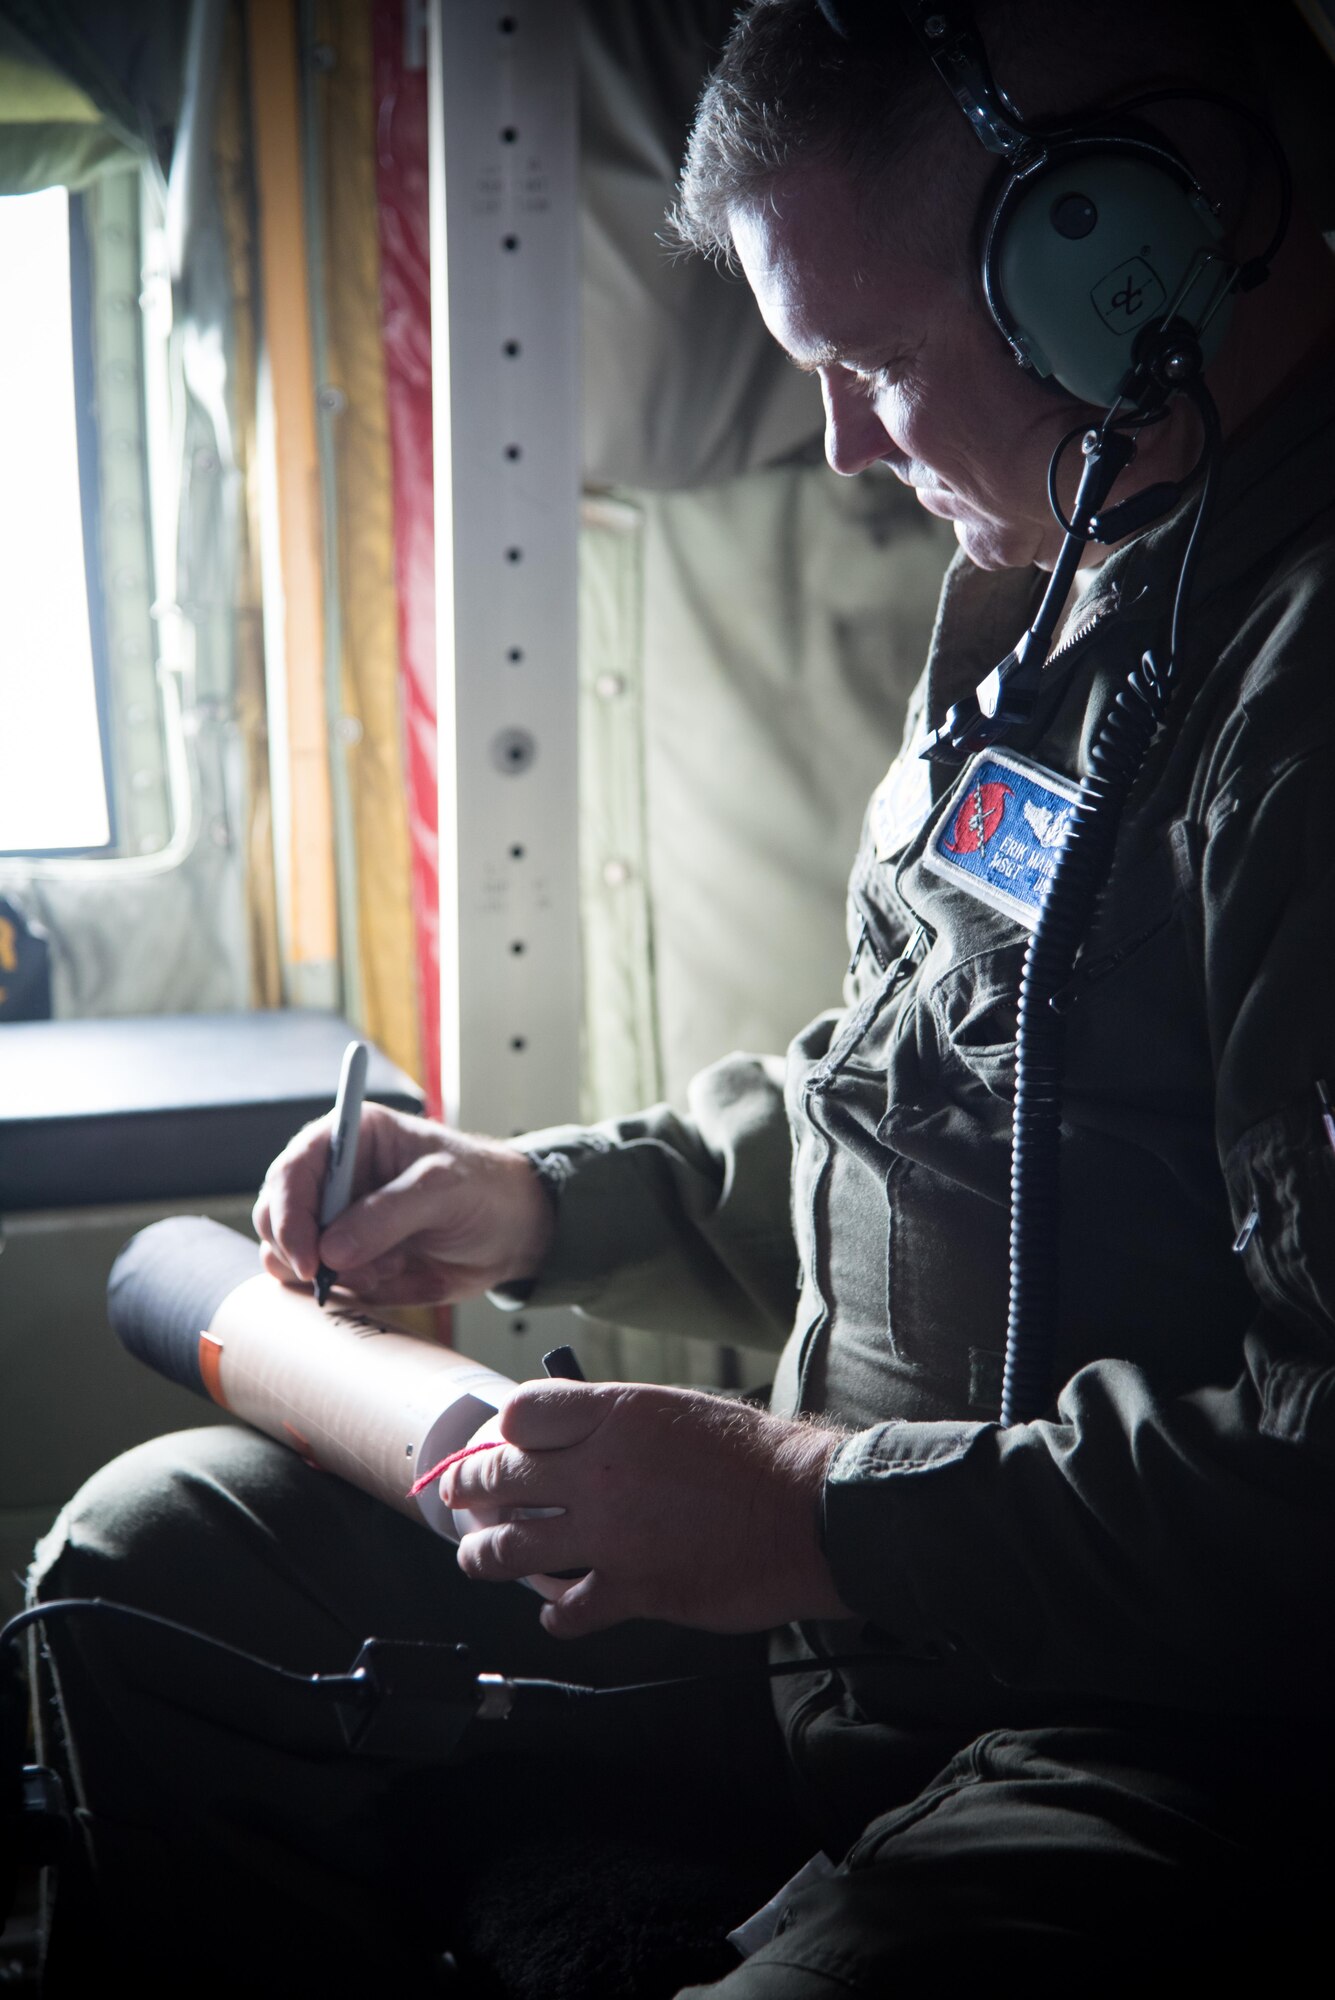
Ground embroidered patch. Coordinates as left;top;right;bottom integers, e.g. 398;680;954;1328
869;729;934;862
922;750;1082;929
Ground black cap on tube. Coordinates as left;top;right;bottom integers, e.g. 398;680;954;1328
108;1216;262;1397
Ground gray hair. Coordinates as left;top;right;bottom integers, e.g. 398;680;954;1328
670;0;1255;268
670;1;945;267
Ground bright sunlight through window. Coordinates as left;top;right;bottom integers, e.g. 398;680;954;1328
0;187;111;853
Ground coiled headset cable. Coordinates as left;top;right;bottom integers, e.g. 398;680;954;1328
1001;378;1221;1425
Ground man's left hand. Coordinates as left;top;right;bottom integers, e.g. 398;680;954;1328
442;1382;852;1639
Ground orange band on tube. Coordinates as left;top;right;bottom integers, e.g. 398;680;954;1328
198;1332;229;1409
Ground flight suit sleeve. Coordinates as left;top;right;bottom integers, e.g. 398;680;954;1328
499;1049;801;1352
819;628;1335;1713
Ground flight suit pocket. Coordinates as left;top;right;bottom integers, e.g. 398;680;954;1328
877;943;1019;1384
924;940;1026;1100
881;1152;1011;1383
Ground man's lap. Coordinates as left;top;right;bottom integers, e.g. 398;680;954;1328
27;1425;1329;1995
27;1425;809;1992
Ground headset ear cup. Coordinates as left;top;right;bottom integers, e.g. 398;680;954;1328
984;142;1233;405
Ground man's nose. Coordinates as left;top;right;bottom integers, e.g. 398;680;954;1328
821;367;894;477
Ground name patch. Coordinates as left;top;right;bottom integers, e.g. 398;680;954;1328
922;750;1082;929
869;728;933;862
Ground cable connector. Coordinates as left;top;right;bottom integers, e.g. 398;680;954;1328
330;1638;489;1759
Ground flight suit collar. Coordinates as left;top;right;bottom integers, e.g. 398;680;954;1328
924;357;1335;759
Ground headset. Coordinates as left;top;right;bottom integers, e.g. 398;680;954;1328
905;2;1245;408
819;0;1287;410
815;0;1290;760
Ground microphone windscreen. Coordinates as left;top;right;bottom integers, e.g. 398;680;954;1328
108;1216;262;1397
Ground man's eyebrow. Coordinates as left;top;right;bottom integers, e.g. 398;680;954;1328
787;338;917;376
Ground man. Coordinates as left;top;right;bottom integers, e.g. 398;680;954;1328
32;1;1335;1991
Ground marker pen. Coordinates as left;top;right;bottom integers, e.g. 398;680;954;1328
314;1039;369;1307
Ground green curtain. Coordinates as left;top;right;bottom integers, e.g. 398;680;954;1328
0;0;187;192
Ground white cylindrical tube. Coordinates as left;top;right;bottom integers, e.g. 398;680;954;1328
204;1273;517;1532
108;1216;516;1537
110;1208;575;1600
109;1217;575;1596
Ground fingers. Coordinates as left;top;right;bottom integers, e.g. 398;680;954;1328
498;1381;611;1451
320;1251;407;1300
318;1155;445;1274
539;1572;623;1641
454;1521;625;1638
455;1515;581;1584
333;1260;505;1307
259;1240;316;1290
255;1121;330;1283
255;1103;445;1288
442;1440;557;1513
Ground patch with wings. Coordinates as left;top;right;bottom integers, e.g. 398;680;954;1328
922;749;1083;929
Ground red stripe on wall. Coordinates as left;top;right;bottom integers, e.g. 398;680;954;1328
372;0;440;1120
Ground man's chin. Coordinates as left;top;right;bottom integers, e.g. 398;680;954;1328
950;515;1042;572
911;488;1044;570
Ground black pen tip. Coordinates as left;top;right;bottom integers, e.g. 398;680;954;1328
542;1344;586;1382
314;1264;334;1308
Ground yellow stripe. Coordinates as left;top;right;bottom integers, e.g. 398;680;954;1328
248;0;338;969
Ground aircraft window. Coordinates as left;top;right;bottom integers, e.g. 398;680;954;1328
0;169;175;869
0;187;112;856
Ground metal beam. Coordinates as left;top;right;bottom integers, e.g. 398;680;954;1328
429;0;582;1372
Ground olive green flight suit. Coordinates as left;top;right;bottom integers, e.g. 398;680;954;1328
31;365;1335;1992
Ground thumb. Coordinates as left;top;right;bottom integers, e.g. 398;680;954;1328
538;1571;623;1641
320;1164;443;1268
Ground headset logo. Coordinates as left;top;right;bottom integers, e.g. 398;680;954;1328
1090;255;1165;334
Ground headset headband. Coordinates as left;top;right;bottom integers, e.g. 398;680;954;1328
896;1;1035;160
816;0;1034;158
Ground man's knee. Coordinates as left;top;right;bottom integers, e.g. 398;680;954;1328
681;1724;1274;1998
29;1426;302;1606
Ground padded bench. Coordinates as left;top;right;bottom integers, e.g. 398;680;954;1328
0;1010;424;1616
0;1010;422;1211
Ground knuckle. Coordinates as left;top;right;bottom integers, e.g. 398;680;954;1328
469;1450;503;1499
493;1520;525;1567
456;1535;488;1580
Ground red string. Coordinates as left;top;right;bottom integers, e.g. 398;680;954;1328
406;1436;502;1500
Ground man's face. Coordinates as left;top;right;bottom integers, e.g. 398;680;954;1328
730;159;1092;572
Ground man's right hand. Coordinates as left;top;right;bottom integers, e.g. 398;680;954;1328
252;1104;556;1306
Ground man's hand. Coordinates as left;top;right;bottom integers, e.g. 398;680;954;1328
442;1382;852;1638
253;1103;556;1305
